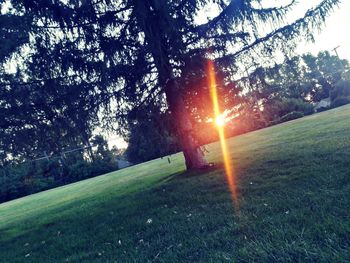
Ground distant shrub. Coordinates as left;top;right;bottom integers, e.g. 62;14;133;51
269;111;304;126
264;98;314;123
280;111;304;122
75;159;117;180
290;100;314;115
0;134;121;203
268;119;281;126
330;79;350;101
316;106;330;113
0;158;118;203
331;96;350;108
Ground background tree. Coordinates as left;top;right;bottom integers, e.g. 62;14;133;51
90;135;114;162
125;104;180;163
1;0;340;169
239;51;350;123
331;79;350;107
0;77;99;164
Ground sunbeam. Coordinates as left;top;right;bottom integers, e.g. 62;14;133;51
207;59;239;208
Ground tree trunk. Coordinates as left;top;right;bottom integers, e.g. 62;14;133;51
133;0;208;169
165;79;208;170
85;139;95;162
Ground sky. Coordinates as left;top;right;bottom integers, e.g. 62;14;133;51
296;1;350;61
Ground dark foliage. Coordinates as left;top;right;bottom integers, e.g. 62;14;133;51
331;96;350;108
330;79;350;101
0;135;119;203
125;105;180;163
316;106;330;113
0;158;118;203
237;51;350;125
280;111;304;122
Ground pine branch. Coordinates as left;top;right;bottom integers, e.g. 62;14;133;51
217;0;341;62
194;0;297;36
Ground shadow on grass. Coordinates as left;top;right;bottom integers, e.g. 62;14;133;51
166;162;226;181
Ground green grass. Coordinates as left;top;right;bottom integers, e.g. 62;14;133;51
1;105;350;262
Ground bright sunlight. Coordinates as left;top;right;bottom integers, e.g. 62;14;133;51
208;59;238;209
215;115;225;127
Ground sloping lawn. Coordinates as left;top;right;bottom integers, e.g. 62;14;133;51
1;105;350;262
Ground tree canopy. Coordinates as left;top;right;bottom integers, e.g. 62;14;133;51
0;0;340;169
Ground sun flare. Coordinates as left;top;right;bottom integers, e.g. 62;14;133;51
215;115;225;127
208;59;238;209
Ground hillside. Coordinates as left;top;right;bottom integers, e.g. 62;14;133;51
1;105;350;262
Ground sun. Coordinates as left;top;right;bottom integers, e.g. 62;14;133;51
215;115;225;127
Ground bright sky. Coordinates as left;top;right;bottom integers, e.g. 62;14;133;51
297;1;350;61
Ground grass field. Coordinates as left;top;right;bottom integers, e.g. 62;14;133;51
1;105;350;262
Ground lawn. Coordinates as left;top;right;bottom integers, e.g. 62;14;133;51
1;105;350;262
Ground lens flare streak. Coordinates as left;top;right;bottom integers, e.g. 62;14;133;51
207;60;239;207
